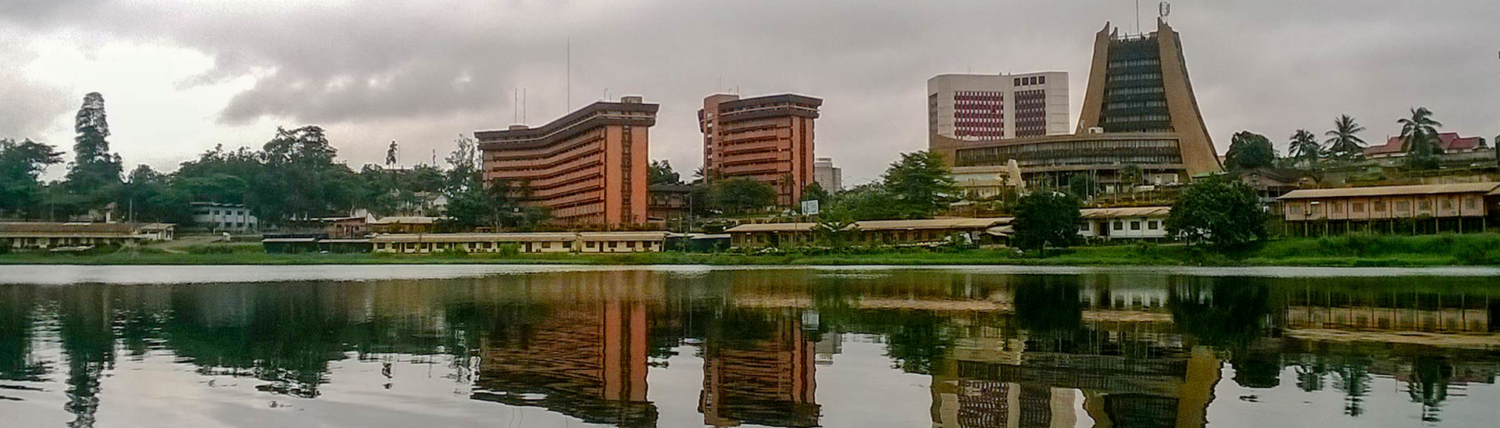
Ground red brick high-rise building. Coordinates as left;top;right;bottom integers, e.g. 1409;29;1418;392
699;94;822;207
477;96;658;227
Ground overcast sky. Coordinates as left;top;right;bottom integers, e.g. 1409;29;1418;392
2;0;1498;184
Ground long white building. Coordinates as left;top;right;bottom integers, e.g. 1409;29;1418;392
927;72;1069;141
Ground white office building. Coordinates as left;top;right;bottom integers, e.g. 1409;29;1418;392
813;157;842;191
191;202;259;232
927;72;1070;141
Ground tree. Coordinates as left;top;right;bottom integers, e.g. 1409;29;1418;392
1224;131;1276;170
1324;115;1367;161
1067;174;1098;200
1166;177;1268;250
648;160;681;185
882;151;958;218
831;183;902;220
1288;129;1322;169
0;138;63;218
1011;191;1081;255
712;178;776;215
385;141;399;167
120;165;192;224
444;135;480;192
63;92;124;212
1399;107;1443;170
800;182;831;204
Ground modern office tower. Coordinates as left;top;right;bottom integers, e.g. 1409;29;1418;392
930;20;1222;189
813;157;842;191
476;96;657;227
927;72;1070;141
699;93;823;206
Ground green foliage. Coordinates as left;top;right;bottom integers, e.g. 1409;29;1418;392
828;183;902;220
648;160;681;185
0;138;63;218
1166;177;1268;250
444;179;546;231
800;182;831;205
712;178;776;215
1324;115;1367;161
1399;107;1443;170
811;210;857;248
881;151;958;218
1224;131;1276;170
1011;191;1082;254
1066;174;1098;200
64;92;124;214
120;165;193;225
1288;129;1322;169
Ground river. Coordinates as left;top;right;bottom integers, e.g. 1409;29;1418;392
1;265;1498;427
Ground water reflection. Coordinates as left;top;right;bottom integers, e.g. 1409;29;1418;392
0;269;1497;427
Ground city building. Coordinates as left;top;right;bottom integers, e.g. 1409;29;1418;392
477;96;658;227
1277;182;1500;235
813;157;842;191
370;231;668;254
1;222;174;250
647;184;694;224
927;72;1070;141
952;160;1025;200
1363;132;1487;158
368;216;438;234
726;218;1011;249
190;202;258;232
700;317;819;427
699;93;823;206
931;20;1221;189
1077;206;1172;240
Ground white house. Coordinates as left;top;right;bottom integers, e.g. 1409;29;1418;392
1077;206;1171;240
191;202;258;232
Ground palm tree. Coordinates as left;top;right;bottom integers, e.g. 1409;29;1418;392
1288;129;1322;169
1398;107;1443;169
1324;115;1367;161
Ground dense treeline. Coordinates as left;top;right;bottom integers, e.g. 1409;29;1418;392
0;93;529;229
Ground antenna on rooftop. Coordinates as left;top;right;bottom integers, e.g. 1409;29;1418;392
1160;2;1171;22
1135;0;1141;34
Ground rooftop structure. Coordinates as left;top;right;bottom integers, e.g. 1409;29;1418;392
477;96;658;227
1363;132;1487;158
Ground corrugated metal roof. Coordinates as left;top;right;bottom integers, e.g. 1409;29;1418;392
725;218;1011;233
578;232;668;241
370;232;666;243
370;216;439;224
0;222;171;237
1080;206;1172;218
1278;183;1500;200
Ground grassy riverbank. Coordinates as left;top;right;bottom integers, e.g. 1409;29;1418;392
3;233;1499;267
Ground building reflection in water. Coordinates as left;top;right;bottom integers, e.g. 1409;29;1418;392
1;270;1498;427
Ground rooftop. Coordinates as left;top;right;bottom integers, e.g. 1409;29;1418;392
1277;183;1500;200
1364;133;1486;156
725;217;1011;234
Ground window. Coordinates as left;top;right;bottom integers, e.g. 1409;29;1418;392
1130;221;1141;231
1079;223;1090;231
626;241;636;249
1419;200;1431;210
609;241;618;248
1466;198;1478;209
1374;200;1386;211
586;241;596;248
1310;204;1322;215
1396;201;1410;211
1113;221;1123;231
540;242;550;249
1148;221;1159;230
1352;202;1365;213
1333;201;1343;212
1442;199;1454;210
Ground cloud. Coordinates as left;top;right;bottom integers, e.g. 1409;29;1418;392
1;0;1498;182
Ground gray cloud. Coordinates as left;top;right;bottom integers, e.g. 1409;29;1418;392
3;0;1499;182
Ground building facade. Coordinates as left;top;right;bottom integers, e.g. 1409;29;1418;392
813;157;842;191
699;94;823;206
477;96;658;227
927;72;1070;141
931;20;1221;189
1277;183;1500;235
190;202;258;232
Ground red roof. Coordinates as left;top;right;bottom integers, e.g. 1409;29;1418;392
1364;132;1483;156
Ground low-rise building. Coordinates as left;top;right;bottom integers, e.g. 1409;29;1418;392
647;184;694;224
369;216;439;234
726;218;1011;249
1364;133;1486;159
1078;206;1172;240
1;222;174;250
952;160;1025;200
370;231;668;254
191;202;258;232
1277;183;1500;234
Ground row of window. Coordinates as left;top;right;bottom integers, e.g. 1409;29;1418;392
1106;87;1165;96
1108;58;1161;69
1104;114;1170;124
1293;197;1482;215
1107;100;1168;110
1014;75;1046;86
1080;220;1161;231
1108;73;1162;82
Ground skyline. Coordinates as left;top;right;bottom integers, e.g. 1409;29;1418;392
3;1;1499;185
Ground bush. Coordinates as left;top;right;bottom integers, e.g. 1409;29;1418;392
496;243;520;256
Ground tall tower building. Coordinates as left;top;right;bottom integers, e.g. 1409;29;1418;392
813;157;842;191
699;94;823;207
930;20;1221;187
476;96;657;228
1076;19;1220;174
927;72;1070;141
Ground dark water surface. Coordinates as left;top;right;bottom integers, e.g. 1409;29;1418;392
1;266;1498;427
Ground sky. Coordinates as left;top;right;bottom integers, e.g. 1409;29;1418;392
2;0;1498;185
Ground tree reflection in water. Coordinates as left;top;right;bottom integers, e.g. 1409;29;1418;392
0;269;1495;428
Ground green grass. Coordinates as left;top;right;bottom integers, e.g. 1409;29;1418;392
4;234;1500;267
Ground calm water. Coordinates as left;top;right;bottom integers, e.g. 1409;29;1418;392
1;266;1499;428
